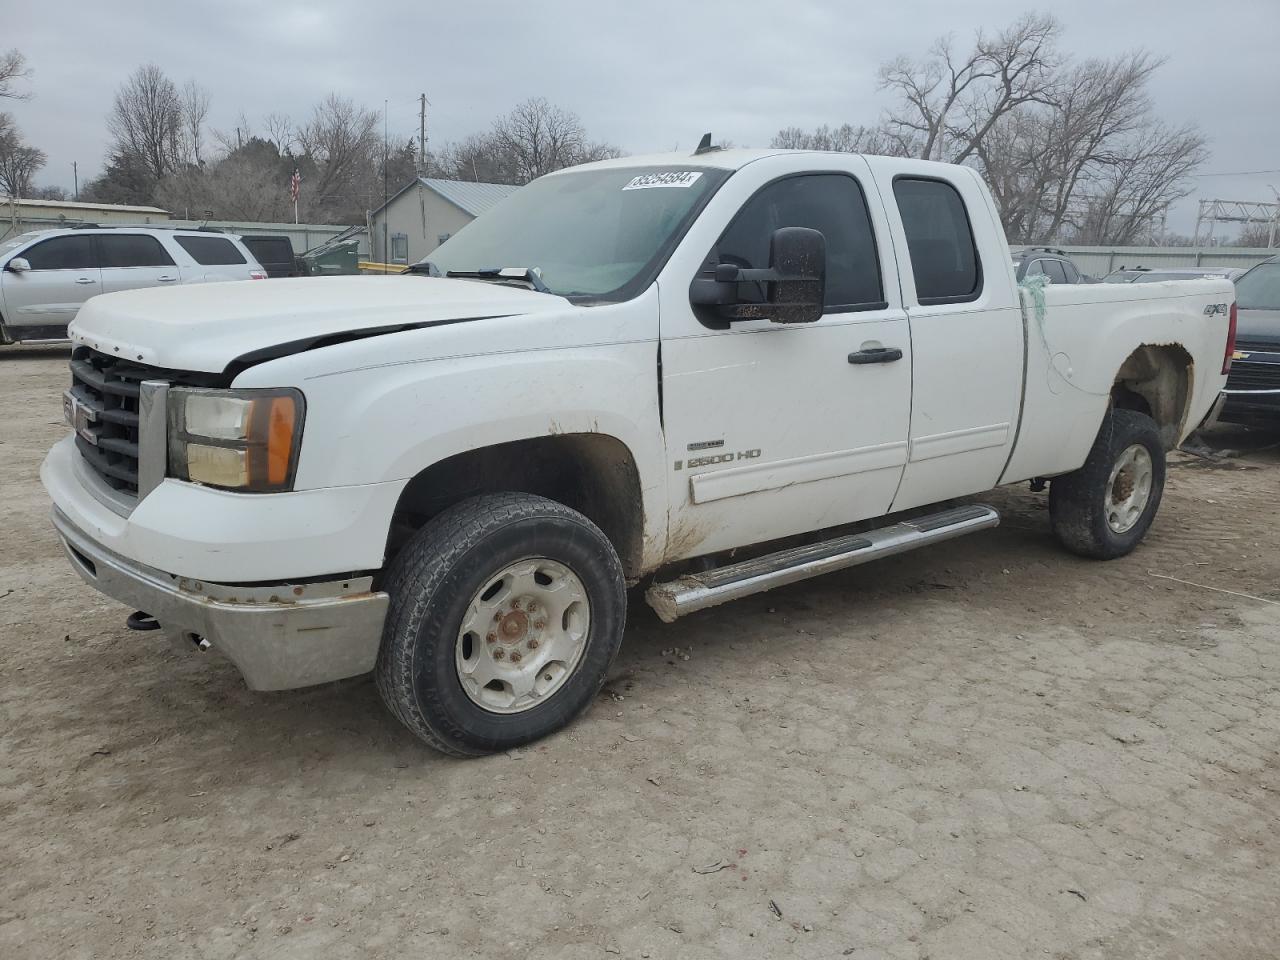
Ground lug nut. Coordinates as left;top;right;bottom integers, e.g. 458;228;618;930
486;633;497;644
493;612;502;622
510;651;523;663
494;649;505;660
527;638;540;650
533;620;546;630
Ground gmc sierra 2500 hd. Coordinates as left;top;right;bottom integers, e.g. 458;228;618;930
40;148;1236;755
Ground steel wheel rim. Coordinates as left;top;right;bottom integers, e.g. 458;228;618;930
1105;444;1153;534
455;557;591;714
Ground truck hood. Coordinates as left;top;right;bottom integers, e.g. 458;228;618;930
68;275;568;374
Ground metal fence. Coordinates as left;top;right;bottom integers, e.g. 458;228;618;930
1015;245;1276;277
1;214;368;257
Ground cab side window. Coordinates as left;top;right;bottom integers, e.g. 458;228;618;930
893;177;981;304
1041;259;1068;284
713;174;884;311
22;236;97;271
99;234;175;268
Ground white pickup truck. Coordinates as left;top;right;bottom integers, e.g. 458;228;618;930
41;148;1237;755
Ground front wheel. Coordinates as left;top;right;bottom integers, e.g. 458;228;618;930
375;493;627;756
1049;407;1166;559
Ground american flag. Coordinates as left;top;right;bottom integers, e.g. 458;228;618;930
289;169;301;204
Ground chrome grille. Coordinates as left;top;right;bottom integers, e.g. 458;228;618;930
1226;360;1280;391
68;347;154;494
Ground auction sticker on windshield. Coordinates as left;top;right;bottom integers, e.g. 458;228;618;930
622;171;703;190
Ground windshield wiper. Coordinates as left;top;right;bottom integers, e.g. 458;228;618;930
445;266;551;294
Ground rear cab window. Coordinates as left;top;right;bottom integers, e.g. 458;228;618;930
175;235;247;265
893;177;981;304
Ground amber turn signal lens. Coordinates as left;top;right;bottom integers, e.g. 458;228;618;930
266;396;297;487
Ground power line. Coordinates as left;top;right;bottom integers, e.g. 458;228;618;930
1192;168;1280;178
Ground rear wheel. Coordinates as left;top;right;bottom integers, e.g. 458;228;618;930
375;493;626;756
1049;408;1166;559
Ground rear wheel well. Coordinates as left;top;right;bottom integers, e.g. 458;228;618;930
386;433;645;580
1111;345;1193;449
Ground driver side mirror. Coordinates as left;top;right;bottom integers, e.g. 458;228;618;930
6;257;31;274
690;226;826;324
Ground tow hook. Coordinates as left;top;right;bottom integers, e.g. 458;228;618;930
126;611;161;632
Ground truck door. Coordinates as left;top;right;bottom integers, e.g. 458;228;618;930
867;161;1023;511
657;156;912;561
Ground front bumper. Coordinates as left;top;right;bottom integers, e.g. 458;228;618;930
52;507;388;690
1216;387;1280;426
1215;352;1280;426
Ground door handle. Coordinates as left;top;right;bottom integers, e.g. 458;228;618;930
157;275;178;282
75;277;96;285
848;347;903;365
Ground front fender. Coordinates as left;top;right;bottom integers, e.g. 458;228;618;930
232;293;668;569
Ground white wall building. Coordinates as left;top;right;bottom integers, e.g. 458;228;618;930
369;178;517;265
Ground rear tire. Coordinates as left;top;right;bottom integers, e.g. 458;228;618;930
375;493;627;756
1049;408;1166;559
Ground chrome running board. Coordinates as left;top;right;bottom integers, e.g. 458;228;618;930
645;504;1000;622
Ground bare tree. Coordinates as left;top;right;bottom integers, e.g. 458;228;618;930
880;13;1061;162
438;98;619;185
771;123;902;155
0;49;30;101
493;97;589;182
264;112;295;153
295;94;380;217
108;64;183;182
775;15;1204;246
180;79;210;166
0;113;46;196
1071;120;1207;244
975;52;1163;242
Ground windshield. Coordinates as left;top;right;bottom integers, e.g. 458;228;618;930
421;165;728;300
1235;261;1280;310
0;233;39;258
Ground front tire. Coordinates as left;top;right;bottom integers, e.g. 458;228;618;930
1049;407;1166;559
375;493;627;756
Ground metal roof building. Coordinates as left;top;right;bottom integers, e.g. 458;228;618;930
369;177;519;265
3;197;172;241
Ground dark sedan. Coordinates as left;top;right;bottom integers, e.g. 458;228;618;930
1219;257;1280;427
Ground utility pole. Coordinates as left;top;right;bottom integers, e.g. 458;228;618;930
72;162;78;200
382;99;389;265
418;93;427;176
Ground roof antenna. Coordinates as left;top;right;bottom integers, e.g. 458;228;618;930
693;132;719;156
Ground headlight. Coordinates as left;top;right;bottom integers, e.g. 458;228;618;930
167;387;305;492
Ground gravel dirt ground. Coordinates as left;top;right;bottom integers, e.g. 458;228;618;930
2;343;1278;960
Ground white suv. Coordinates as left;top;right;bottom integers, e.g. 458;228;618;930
0;226;266;345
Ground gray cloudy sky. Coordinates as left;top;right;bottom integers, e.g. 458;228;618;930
8;0;1278;235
